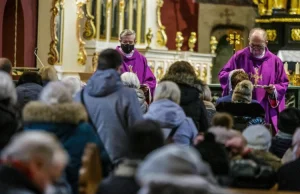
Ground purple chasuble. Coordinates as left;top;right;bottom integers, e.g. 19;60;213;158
218;47;289;132
116;46;156;97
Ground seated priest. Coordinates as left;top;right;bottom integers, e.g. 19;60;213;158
219;28;289;132
116;29;156;101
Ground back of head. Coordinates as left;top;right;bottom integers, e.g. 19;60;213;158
0;71;17;105
154;81;181;104
242;125;271;151
249;28;267;42
121;72;140;89
17;72;43;86
201;84;212;102
39;81;72;105
38;66;58;81
167;61;197;77
61;76;82;96
0;58;12;74
232;80;253;103
97;49;123;70
278;107;300;135
231;71;249;90
128;119;164;159
212;113;233;129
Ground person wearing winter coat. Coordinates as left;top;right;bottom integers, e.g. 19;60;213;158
144;81;198;146
160;61;209;132
23;82;102;194
121;72;148;113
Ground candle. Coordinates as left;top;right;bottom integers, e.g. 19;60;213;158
284;62;288;73
296;62;300;75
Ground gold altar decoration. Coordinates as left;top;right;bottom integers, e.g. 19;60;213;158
289;0;300;14
210;36;218;54
83;0;96;40
273;0;288;10
146;28;153;49
92;52;98;72
250;68;263;86
253;0;272;16
76;0;87;65
156;65;164;81
266;29;277;41
253;0;300;15
48;0;64;65
188;32;197;52
291;29;300;41
156;0;168;47
118;0;125;36
175;32;184;51
255;18;300;23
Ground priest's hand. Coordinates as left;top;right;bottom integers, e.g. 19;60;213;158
264;84;275;94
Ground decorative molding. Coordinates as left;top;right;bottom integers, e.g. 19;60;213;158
118;0;125;36
156;0;167;47
266;29;277;41
291;29;300;41
83;0;96;40
255;18;300;23
196;0;255;6
76;1;87;65
48;0;63;65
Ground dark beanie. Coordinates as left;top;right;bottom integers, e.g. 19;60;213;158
278;108;300;134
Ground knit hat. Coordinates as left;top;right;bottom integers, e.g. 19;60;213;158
242;125;271;151
232;80;253;103
278;108;300;134
136;145;216;185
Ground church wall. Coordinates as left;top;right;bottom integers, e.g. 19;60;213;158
161;0;198;51
197;3;257;53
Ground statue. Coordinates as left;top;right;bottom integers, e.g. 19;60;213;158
175;32;184;51
146;28;153;49
209;36;218;54
273;0;288;10
253;0;272;16
188;32;197;52
289;0;300;14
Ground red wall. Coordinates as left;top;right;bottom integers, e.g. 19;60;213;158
161;0;199;51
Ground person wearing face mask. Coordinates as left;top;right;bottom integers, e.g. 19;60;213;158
116;29;156;100
278;128;300;191
219;28;289;132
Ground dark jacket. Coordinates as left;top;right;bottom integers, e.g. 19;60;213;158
161;73;209;132
0;100;22;150
0;165;43;194
270;131;292;158
23;101;101;194
278;158;300;191
74;69;143;164
204;101;216;126
16;83;43;110
97;160;140;194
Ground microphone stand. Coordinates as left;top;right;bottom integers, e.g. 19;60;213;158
34;48;45;67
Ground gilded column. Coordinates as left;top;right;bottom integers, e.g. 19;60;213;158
106;0;112;42
136;0;142;44
128;0;133;30
118;0;125;35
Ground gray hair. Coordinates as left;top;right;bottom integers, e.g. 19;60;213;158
61;76;82;97
1;131;68;167
121;72;140;89
249;28;267;41
120;29;136;40
40;81;72;105
154;81;181;104
0;71;17;105
202;84;212;102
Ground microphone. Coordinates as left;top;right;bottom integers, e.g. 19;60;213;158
34;47;45;67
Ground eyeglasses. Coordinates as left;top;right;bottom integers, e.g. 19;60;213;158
249;44;265;51
120;41;135;45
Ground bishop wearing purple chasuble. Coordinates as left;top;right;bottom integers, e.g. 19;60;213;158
219;28;289;132
117;30;156;98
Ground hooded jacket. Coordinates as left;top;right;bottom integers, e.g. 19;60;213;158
16;83;43;110
144;99;198;146
23;101;100;194
161;73;209;132
75;69;143;163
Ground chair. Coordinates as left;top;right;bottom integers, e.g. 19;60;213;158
79;143;102;194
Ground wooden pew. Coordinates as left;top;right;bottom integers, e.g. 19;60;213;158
79;143;102;194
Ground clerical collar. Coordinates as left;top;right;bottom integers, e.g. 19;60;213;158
119;47;135;58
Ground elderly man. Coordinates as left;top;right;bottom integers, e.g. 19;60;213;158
0;58;12;75
116;29;156;98
0;131;68;194
219;28;289;132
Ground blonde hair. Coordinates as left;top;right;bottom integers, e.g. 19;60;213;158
154;81;181;104
120;29;136;40
39;66;58;81
121;72;140;89
212;113;234;129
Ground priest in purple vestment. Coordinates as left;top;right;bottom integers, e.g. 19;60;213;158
219;28;289;132
116;29;156;99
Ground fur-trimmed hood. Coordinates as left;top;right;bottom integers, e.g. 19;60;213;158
160;73;204;92
23;101;88;124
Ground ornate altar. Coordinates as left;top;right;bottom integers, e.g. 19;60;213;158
253;0;300;54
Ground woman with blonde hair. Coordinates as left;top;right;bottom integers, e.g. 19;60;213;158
38;65;58;86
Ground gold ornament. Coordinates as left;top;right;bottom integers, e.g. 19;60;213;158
146;28;153;49
252;0;272;16
175;32;184;51
92;52;98;72
156;0;167;47
266;29;277;41
83;0;96;40
209;36;218;54
76;0;87;65
291;29;300;41
188;32;197;52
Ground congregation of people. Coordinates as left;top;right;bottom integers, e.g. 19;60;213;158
0;28;299;194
